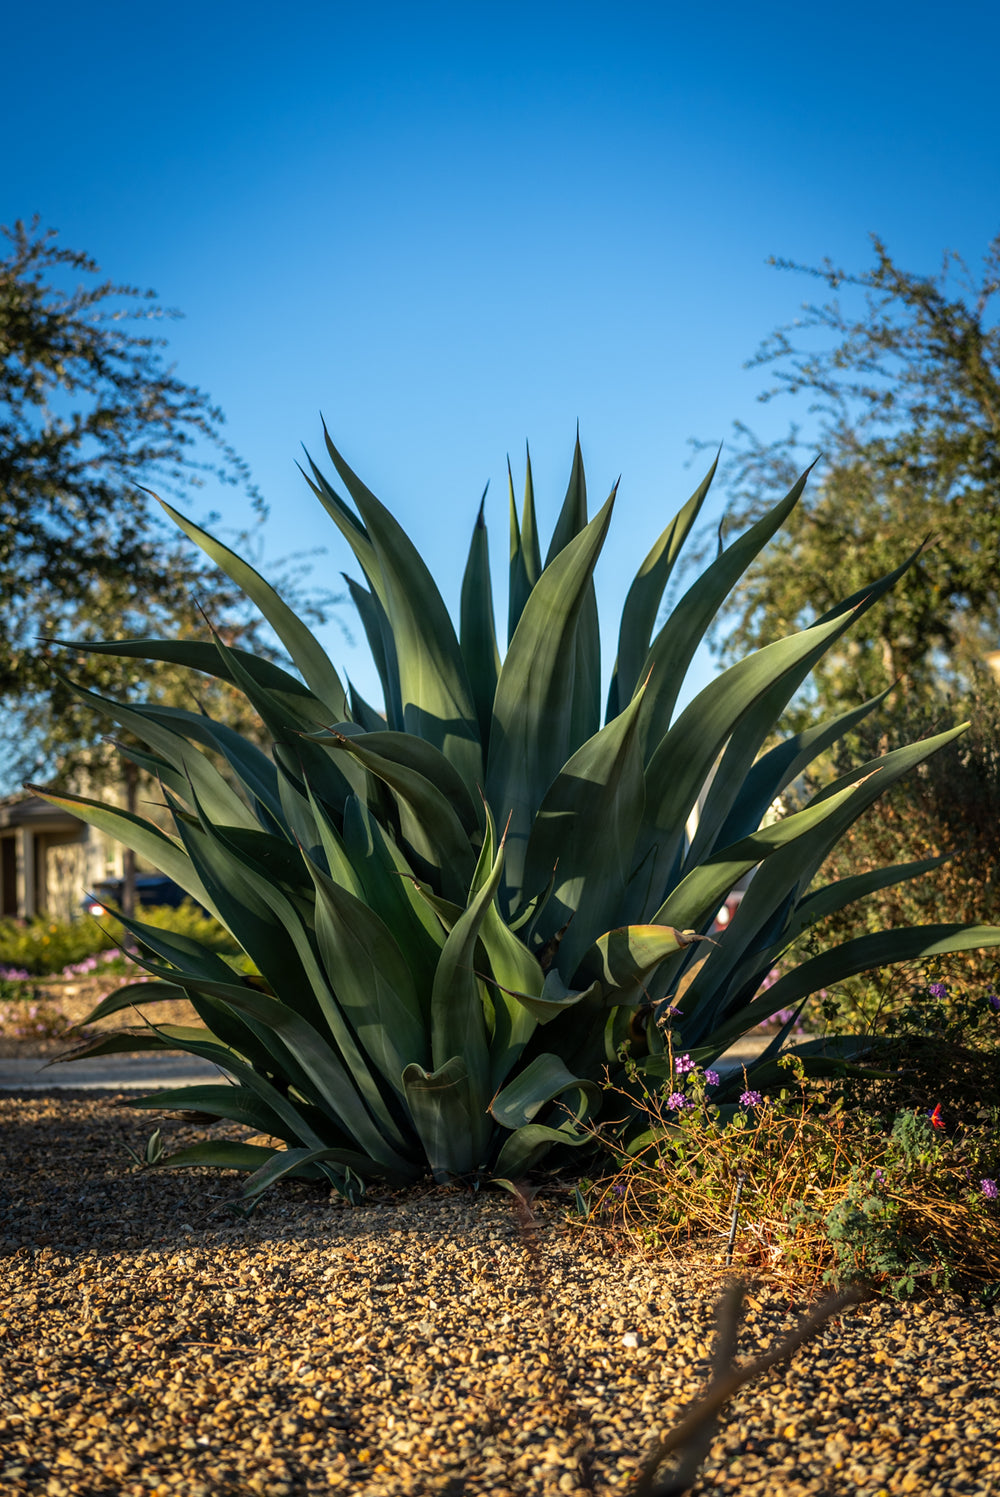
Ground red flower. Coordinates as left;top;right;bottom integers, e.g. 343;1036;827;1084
928;1103;945;1130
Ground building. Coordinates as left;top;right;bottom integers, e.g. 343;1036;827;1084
0;792;126;924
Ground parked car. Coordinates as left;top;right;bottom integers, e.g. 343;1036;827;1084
81;873;192;917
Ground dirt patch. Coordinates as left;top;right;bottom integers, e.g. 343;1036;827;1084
0;975;198;1059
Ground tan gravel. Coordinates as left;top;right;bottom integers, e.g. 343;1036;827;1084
2;1091;999;1496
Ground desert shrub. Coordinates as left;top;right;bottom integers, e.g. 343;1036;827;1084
579;1052;1000;1297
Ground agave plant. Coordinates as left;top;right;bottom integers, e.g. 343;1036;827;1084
34;429;1000;1200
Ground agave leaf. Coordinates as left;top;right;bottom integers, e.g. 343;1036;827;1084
491;1115;594;1179
49;1025;217;1063
709;689;893;853
634;608;862;916
783;856;948;943
429;830;507;1109
635;467;812;762
324;730;476;901
685;548;924;868
147;969;416;1168
402;1056;492;1180
687;725;973;1023
206;628;368;812
341;797;446;996
715;923;1000;1041
460;487;501;751
547;435;602;747
140;704;287;833
79;981;191;1025
490;1052;600;1129
240;1143;395;1201
492;969;603;1026
54;673;260;831
321;430;483;791
522;681;648;979
127;1084;293;1138
348;679;389;734
309;728;481;837
654;778;874;934
152;1142;282;1172
507;448;542;644
84;904;281;1072
588;924;704;1006
302;847;430;1089
48;637;335;726
155;495;349;719
302;446;379;580
606;453;718;719
342;573;402;729
169;796;413;1156
487;489;617;905
25;786;217;917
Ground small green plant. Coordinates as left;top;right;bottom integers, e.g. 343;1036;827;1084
580;1051;1000;1296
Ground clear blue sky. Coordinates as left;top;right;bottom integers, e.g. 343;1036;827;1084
5;0;999;710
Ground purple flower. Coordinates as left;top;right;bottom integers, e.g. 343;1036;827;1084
739;1089;763;1110
988;994;1000;1015
663;1004;683;1020
873;1168;886;1185
674;1053;695;1075
982;1179;999;1200
927;981;948;1000
667;1092;694;1111
612;1182;626;1197
704;1069;720;1087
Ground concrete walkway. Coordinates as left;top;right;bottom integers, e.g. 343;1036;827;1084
0;1053;226;1091
0;1034;791;1092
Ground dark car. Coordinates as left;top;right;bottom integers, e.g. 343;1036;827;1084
81;873;193;917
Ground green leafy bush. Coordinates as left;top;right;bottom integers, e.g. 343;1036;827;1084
0;915;115;976
32;433;1000;1199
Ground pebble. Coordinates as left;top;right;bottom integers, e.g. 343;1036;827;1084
1;1092;999;1494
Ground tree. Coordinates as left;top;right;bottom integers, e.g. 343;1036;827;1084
0;218;334;784
706;233;1000;715
0;219;335;909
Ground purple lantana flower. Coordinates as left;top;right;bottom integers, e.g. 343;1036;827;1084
982;1180;999;1200
739;1089;763;1109
927;981;948;1000
667;1092;694;1111
704;1069;720;1087
988;993;1000;1015
675;1053;695;1075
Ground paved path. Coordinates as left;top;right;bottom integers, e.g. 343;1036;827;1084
0;1053;226;1090
0;1034;790;1092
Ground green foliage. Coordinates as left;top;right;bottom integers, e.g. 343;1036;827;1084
582;1055;1000;1297
34;433;1000;1199
703;232;1000;715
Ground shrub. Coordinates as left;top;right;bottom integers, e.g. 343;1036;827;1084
31;432;1000;1200
0;915;115;976
579;1053;1000;1297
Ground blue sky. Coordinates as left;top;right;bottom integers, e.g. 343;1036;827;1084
5;0;1000;710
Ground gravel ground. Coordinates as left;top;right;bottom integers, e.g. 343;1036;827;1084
2;1091;999;1497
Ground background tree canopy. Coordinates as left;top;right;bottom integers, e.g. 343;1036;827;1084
0;218;334;794
705;232;1000;716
